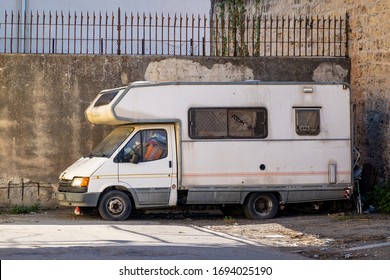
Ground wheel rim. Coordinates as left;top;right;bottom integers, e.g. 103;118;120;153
107;197;125;216
254;196;272;216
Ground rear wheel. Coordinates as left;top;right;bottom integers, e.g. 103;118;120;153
98;190;132;221
243;192;278;219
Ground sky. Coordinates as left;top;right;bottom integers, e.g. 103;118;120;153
0;0;211;15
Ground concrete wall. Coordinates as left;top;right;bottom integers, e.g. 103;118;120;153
212;0;390;186
0;54;350;208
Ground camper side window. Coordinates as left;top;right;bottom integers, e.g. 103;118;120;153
188;108;267;139
94;90;120;107
116;129;168;163
295;108;321;136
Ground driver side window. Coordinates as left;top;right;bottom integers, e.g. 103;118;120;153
116;129;168;163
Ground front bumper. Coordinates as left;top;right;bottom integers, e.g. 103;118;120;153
56;192;100;207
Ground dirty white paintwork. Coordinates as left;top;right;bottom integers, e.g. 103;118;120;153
84;81;352;192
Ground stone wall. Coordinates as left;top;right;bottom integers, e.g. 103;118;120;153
212;0;390;185
0;54;349;208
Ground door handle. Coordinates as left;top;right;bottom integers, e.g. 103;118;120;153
169;160;172;168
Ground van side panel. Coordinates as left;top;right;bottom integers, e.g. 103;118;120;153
182;139;351;203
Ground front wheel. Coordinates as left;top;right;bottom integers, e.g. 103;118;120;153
243;192;278;219
98;190;132;221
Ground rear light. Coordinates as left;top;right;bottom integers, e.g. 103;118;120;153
344;186;353;199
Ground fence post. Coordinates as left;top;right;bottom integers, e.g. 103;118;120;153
202;37;205;56
117;7;121;55
345;12;350;58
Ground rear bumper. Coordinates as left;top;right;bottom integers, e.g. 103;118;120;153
56;192;100;207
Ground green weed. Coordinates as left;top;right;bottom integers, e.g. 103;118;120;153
8;204;40;214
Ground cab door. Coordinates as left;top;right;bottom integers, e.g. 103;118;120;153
116;124;177;207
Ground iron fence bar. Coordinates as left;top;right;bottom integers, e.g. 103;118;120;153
92;12;96;54
185;14;189;55
304;16;308;57
339;15;342;57
191;14;194;56
99;12;102;54
263;15;267;57
10;11;14;53
173;14;176;55
79;12;84;54
270;15;273;56
287;15;290;56
142;13;146;55
227;14;231;56
203;15;207;56
179;14;182;55
233;8;237;57
257;15;261;57
149;13;152;55
86;12;90;54
35;11;39;53
328;16;331;56
17;11;20;53
48;11;52;53
131;13;134;55
155;13;158;55
167;13;170;55
124;12;127;55
310;16;314;56
3;11;7;51
198;14;201;56
73;12;77;54
246;15;250;56
214;14;218;56
161;13;164;55
117;9;120;55
44;12;47;54
345;12;349;58
111;11;114;54
66;12;69;54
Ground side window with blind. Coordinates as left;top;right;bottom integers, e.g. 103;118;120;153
295;107;321;136
188;108;267;139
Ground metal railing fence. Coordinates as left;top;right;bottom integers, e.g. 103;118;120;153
0;8;349;57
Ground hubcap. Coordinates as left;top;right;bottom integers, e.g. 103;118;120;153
255;197;271;214
107;198;124;215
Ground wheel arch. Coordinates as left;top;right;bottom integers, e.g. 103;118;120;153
241;190;285;205
98;185;139;209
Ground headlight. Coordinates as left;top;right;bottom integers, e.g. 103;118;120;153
71;177;90;187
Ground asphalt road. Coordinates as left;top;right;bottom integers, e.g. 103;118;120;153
0;212;306;260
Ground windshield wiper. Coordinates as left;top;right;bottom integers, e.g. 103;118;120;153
84;151;108;158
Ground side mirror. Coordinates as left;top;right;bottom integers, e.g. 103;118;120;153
130;153;140;164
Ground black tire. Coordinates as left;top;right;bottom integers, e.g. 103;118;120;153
243;192;278;219
98;190;132;221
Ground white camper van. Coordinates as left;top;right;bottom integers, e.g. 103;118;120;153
57;81;354;220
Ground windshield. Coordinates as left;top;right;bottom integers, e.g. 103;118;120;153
89;126;134;157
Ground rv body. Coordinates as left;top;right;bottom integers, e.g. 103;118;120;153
57;81;354;220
